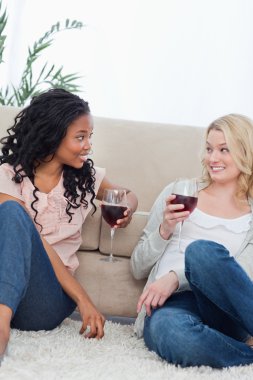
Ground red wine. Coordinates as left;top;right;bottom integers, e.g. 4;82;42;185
101;205;127;227
171;194;198;214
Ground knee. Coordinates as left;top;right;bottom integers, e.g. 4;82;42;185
145;309;189;351
0;201;31;230
185;240;229;272
144;309;200;365
0;200;25;217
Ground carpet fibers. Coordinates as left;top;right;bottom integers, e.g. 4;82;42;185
0;318;253;379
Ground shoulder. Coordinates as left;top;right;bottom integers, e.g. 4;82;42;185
0;163;15;173
248;198;253;220
0;163;24;200
156;182;174;201
149;182;174;214
94;166;106;180
248;197;253;207
0;163;16;179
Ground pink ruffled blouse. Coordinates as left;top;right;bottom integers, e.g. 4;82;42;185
0;163;105;274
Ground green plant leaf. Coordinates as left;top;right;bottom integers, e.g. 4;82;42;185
0;2;85;106
0;0;7;64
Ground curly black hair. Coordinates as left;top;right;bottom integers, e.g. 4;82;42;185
0;88;97;228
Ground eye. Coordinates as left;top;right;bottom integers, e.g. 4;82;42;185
221;148;229;153
76;136;84;141
206;147;212;153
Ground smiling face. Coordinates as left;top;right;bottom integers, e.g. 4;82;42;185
53;114;93;169
204;129;241;185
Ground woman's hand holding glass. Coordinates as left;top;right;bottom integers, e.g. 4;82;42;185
113;207;133;229
101;189;130;263
159;194;190;240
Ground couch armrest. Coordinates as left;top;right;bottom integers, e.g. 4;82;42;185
99;211;149;258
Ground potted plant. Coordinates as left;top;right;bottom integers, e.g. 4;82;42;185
0;0;84;106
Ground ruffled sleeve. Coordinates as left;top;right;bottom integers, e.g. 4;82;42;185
0;164;24;201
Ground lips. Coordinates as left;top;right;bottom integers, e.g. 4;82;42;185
79;155;88;162
210;166;225;172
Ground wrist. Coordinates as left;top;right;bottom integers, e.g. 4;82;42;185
126;191;138;213
169;271;179;291
159;224;172;240
74;287;92;306
127;205;133;216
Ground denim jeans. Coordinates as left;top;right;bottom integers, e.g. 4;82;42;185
143;240;253;368
0;201;76;331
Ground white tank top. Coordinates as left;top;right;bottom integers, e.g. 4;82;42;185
156;208;251;279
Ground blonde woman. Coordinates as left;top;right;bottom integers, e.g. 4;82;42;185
131;114;253;368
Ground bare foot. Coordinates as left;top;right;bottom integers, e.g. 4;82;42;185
0;329;9;356
0;304;12;356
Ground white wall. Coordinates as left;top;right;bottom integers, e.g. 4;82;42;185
1;0;253;127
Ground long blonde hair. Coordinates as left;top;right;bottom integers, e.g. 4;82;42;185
201;114;253;199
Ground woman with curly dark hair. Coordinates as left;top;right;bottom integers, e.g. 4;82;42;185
0;88;138;360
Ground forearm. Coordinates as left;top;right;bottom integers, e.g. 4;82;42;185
131;225;170;279
131;191;171;279
42;237;105;339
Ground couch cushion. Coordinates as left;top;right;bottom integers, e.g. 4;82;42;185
75;250;146;317
91;116;205;212
0;106;21;141
79;205;102;250
99;211;149;258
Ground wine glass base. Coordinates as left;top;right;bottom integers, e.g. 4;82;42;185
100;256;121;263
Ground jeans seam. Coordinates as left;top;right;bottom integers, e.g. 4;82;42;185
187;315;253;358
185;269;242;324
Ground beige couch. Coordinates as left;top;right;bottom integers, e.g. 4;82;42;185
0;106;205;318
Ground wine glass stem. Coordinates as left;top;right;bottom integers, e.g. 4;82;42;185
178;222;183;252
109;227;115;261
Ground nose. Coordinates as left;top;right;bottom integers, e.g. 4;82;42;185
83;138;92;151
209;149;220;162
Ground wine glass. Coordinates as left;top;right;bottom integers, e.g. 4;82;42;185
171;178;198;252
100;189;128;262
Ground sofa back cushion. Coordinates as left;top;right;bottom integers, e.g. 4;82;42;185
0;106;206;256
91;116;205;212
99;211;149;258
0;106;21;143
79;204;102;250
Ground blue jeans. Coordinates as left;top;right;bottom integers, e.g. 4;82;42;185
0;201;76;331
143;240;253;368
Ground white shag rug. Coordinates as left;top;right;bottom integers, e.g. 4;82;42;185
0;319;253;380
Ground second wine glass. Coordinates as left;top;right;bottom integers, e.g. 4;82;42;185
100;189;128;262
171;178;198;252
